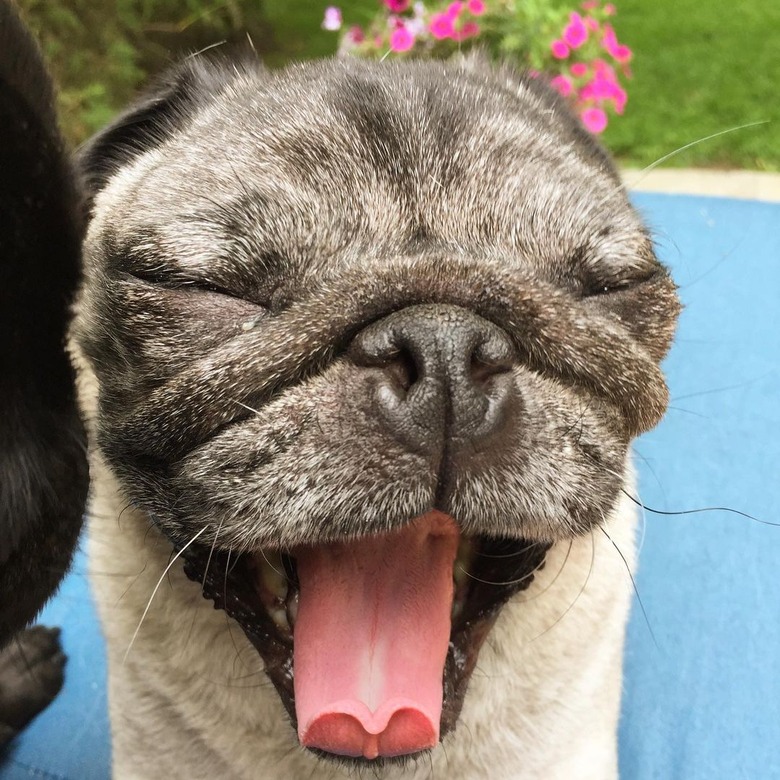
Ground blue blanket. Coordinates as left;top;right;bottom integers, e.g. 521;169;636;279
3;192;779;779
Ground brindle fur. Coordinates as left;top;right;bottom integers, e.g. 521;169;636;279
71;54;680;779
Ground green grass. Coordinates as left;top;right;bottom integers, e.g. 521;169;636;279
19;0;780;169
600;0;780;170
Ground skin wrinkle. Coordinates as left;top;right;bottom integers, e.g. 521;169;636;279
91;261;673;454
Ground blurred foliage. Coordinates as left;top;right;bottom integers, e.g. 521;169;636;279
16;0;780;168
17;0;365;144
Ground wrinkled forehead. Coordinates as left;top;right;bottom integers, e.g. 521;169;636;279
88;64;644;279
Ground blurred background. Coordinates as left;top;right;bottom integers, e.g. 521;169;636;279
15;0;780;169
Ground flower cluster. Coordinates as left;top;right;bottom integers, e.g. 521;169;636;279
544;2;632;133
322;0;632;134
323;1;487;56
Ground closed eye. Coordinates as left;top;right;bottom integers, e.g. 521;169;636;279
581;268;663;298
121;268;267;307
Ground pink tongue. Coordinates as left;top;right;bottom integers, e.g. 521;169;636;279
293;511;459;760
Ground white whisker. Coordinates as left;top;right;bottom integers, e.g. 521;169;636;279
514;538;574;604
185;41;227;60
123;525;208;665
245;32;257;57
626;120;770;188
596;120;770;211
529;528;595;643
259;548;287;580
232;399;262;416
202;517;225;593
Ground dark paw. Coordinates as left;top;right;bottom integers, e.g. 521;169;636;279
0;625;66;747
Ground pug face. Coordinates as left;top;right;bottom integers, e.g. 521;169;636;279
74;56;679;763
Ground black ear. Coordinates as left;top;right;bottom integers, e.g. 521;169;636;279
0;0;87;644
77;56;247;202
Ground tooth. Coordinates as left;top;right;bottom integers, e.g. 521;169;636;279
286;590;299;628
260;551;288;601
270;607;290;632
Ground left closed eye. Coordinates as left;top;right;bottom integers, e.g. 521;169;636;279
122;268;267;307
581;269;662;298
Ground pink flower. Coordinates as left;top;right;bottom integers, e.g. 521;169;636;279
550;75;573;97
455;20;480;40
390;25;415;52
604;3;616;15
611;44;632;63
592;58;617;79
585;16;599;31
581;0;598;8
579;74;627;113
601;24;631;61
580;75;613;100
550;39;570;59
345;25;364;44
447;1;464;17
570;62;588;77
612;86;628;113
563;12;588;48
581;107;608;133
429;12;456;39
322;6;342;31
384;0;410;10
467;0;486;14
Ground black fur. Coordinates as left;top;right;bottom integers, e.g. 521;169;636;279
0;626;65;747
78;56;241;201
0;0;87;746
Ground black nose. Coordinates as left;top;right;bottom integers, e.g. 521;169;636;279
349;305;517;452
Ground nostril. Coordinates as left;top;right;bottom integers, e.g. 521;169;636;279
348;324;398;368
350;324;423;394
470;354;512;386
386;348;419;393
350;305;517;449
469;332;515;386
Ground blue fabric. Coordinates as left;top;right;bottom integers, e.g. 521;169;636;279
1;545;110;780
619;194;780;779
1;193;778;779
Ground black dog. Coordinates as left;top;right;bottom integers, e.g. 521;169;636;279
0;0;87;746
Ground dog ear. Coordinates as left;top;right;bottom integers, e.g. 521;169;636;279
0;0;88;644
78;56;250;202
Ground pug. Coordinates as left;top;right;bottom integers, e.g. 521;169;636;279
70;53;680;779
0;0;86;745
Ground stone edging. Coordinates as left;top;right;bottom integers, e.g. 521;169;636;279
622;168;780;203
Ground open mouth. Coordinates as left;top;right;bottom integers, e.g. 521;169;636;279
180;511;549;763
